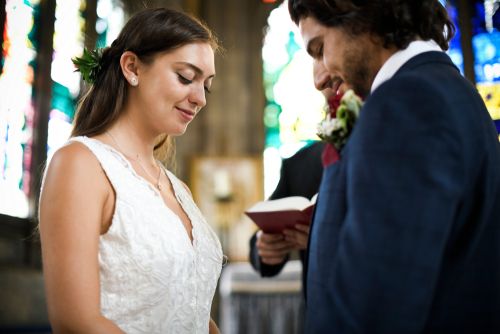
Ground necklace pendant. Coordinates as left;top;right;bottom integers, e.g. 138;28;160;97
157;183;162;191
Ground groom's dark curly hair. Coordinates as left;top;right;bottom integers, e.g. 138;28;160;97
288;0;454;51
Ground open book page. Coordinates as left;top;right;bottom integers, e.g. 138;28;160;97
245;196;312;213
245;194;318;234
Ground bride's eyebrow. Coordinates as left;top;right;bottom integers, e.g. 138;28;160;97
174;62;215;79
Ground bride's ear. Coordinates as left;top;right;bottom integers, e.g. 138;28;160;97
120;51;140;86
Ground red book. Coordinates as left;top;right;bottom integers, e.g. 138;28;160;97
245;195;317;234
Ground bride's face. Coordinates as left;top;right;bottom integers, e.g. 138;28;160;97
132;42;215;136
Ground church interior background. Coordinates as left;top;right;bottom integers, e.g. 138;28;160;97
0;0;499;332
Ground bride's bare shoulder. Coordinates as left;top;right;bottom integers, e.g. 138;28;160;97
43;140;107;189
49;140;98;169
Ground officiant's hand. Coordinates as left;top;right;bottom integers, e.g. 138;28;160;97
283;224;310;250
256;230;294;265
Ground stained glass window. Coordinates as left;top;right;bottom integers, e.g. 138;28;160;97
469;0;500;137
262;0;325;197
0;0;125;218
47;0;124;161
0;0;37;217
442;1;465;74
47;0;85;160
437;1;500;138
96;0;124;48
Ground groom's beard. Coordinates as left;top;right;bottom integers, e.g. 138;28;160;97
342;42;379;100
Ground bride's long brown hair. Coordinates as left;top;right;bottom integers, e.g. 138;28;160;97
71;8;219;166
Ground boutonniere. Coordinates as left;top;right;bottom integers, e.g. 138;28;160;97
318;89;363;166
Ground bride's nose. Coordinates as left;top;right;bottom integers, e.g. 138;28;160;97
188;83;207;109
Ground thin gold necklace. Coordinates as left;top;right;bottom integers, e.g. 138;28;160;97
106;131;162;191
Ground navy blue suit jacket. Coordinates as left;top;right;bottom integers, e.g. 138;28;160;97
305;51;500;333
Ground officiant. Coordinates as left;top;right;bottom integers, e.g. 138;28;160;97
248;57;347;280
248;140;324;278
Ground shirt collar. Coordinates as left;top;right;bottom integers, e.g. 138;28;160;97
371;39;443;93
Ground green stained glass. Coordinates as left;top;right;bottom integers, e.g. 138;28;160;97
262;0;325;154
262;0;327;196
51;81;76;121
286;31;300;60
263;103;281;128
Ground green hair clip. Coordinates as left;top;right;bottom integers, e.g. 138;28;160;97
72;48;104;84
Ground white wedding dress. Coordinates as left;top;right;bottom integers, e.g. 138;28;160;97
70;136;223;334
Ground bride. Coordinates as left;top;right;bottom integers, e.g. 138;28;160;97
39;8;222;334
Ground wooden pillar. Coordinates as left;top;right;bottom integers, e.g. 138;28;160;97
84;0;98;50
27;0;56;266
184;0;200;16
28;0;55;212
457;0;476;84
29;0;56;214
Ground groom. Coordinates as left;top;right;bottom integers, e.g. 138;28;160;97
289;0;500;333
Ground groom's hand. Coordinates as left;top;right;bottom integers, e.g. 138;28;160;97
256;230;294;265
283;224;310;250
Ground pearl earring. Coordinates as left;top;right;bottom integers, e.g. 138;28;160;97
130;77;138;86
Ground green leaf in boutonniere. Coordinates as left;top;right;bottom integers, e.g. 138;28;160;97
317;89;363;151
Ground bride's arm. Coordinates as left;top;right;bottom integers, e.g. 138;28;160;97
209;317;220;334
39;143;123;333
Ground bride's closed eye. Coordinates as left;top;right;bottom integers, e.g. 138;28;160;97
177;73;193;85
177;73;212;94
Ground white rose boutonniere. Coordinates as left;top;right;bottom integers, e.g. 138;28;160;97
317;89;363;151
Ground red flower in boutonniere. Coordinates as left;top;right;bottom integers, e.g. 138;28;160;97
328;93;343;117
318;90;363;166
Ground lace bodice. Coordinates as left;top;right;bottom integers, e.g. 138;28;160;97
70;136;223;334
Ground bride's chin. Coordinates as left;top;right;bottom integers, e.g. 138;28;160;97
172;126;188;136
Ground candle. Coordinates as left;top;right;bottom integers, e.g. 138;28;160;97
214;170;232;199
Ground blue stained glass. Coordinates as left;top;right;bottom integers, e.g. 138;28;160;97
445;2;464;74
472;0;500;85
473;31;500;82
469;0;500;129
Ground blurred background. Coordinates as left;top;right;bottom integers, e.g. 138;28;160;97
0;0;499;333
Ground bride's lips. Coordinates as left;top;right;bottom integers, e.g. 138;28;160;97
176;107;196;122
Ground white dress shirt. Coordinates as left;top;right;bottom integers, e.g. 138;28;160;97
371;39;443;93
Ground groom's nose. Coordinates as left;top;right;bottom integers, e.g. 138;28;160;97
313;59;332;91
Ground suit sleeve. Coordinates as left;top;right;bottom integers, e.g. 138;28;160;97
327;76;464;332
269;160;290;200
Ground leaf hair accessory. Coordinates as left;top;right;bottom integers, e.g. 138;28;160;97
72;48;104;84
